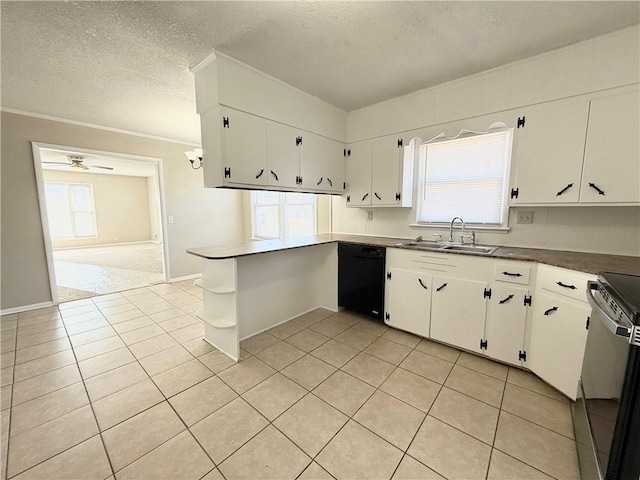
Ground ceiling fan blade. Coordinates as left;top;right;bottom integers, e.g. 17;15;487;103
92;165;114;170
42;161;71;165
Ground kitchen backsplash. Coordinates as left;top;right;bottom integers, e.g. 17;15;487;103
331;199;640;257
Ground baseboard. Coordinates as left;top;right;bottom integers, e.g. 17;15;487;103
1;301;55;316
53;240;158;251
170;273;201;283
239;306;329;341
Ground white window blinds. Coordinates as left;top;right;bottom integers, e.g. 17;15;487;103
417;130;513;225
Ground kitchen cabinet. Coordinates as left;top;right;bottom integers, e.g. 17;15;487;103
219;106;269;187
528;264;594;400
579;90;640;204
384;268;431;337
266;123;301;189
484;284;529;366
201;106;345;193
528;291;590;400
344;141;373;206
300;134;345;193
511;97;590;204
430;276;488;354
345;135;413;207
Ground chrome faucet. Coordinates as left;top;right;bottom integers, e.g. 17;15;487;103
449;217;465;242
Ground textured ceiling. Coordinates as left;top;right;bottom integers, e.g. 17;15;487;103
2;1;639;144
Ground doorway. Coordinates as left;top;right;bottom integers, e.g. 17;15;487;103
32;142;170;304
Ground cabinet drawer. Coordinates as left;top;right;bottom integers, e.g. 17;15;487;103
494;263;532;285
537;264;595;303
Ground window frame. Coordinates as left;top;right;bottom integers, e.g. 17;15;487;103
250;191;317;240
44;181;98;240
413;128;514;231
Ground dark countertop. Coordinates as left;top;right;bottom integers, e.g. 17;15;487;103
187;233;640;276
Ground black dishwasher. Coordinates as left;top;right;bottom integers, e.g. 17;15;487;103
338;243;386;320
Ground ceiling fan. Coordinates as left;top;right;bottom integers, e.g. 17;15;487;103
42;155;114;171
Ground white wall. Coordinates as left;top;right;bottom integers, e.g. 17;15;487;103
42;169;153;249
1;112;244;310
333;25;640;257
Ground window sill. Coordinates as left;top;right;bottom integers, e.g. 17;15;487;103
409;223;511;233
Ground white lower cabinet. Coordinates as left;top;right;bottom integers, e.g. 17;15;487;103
528;291;590;400
430;276;488;354
384;268;431;337
484;285;529;366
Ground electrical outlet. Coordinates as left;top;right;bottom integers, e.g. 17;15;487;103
366;210;374;221
168;216;174;224
517;210;533;224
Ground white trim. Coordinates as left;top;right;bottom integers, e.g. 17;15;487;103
32;142;172;305
0;301;55;316
32;144;60;305
170;273;201;283
3;108;200;147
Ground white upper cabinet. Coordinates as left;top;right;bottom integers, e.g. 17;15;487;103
193;51;346;193
371;136;404;206
511;97;589;204
266;123;300;189
300;134;345;193
345;135;413;208
221;107;268;186
580;90;640;204
345;141;373;206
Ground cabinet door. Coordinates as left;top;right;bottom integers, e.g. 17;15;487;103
580;90;640;203
266;123;300;189
300;134;345;193
430;276;488;353
371;136;403;206
529;292;590;400
511;98;589;204
384;268;431;337
345;141;372;206
222;108;268;186
485;285;528;366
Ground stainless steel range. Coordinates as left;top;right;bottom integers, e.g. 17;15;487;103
574;272;640;480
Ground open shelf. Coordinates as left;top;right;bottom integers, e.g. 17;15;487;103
195;308;236;329
193;279;235;294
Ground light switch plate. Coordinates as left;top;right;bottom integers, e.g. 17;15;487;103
366;210;374;221
517;210;533;224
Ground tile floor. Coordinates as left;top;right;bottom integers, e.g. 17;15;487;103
0;282;581;480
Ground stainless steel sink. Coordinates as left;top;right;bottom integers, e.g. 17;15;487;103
395;241;498;255
440;244;498;254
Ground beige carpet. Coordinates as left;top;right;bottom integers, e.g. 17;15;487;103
53;243;164;302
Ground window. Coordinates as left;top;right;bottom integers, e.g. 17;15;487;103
251;191;316;239
44;182;97;239
416;129;513;226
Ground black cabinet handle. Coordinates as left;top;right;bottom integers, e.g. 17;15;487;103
374;193;381;200
589;183;605;195
362;193;369;201
317;177;323;186
256;169;264;179
556;281;576;290
418;279;428;290
436;283;447;292
544;306;559;316
499;295;514;304
556;183;573;196
502;271;522;277
327;178;333;187
270;170;278;181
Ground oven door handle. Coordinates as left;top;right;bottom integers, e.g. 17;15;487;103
586;281;632;338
